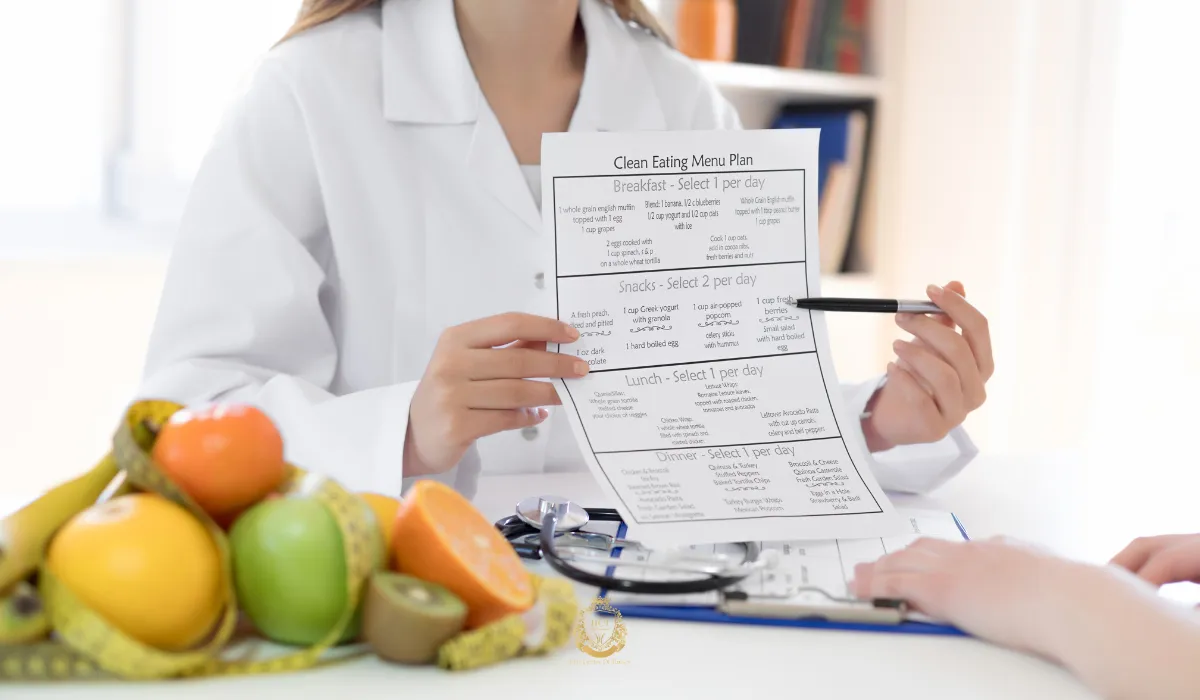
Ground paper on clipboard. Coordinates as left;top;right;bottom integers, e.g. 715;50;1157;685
602;508;967;609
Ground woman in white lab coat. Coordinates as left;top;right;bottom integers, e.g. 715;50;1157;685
137;0;994;501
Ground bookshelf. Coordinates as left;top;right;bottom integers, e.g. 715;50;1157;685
648;0;899;381
697;61;882;103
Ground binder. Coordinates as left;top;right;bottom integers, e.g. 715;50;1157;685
596;513;971;637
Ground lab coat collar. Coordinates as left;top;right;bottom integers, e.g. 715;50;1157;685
380;0;667;132
571;0;668;133
381;0;478;124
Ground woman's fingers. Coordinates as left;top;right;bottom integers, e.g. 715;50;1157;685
895;313;985;410
1135;539;1200;586
465;406;551;441
445;311;580;349
509;339;548;352
1109;534;1189;572
892;340;965;422
885;363;943;419
461;378;561;409
864;571;939;604
1109;534;1200;586
934;281;966;329
464;346;590;381
927;284;994;380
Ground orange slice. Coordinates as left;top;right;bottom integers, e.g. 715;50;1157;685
390;480;534;628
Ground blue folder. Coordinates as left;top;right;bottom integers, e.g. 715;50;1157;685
597;515;972;637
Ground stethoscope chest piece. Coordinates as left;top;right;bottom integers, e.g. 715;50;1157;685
515;495;589;533
499;495;769;596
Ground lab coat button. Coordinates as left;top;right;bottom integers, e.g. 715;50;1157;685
534;272;545;289
521;426;539;440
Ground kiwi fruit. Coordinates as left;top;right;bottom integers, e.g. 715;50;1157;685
362;572;468;664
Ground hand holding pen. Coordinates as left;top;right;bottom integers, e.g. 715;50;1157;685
797;282;994;452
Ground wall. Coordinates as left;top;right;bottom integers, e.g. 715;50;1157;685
882;0;1095;454
0;253;166;498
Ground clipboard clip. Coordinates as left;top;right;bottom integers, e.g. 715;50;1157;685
718;588;910;625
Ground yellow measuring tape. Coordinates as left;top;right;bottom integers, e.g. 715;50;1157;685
0;400;576;681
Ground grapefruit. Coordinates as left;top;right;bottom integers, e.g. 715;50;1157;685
391;480;533;628
151;403;288;525
45;493;224;651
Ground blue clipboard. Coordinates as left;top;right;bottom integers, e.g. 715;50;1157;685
597;515;972;638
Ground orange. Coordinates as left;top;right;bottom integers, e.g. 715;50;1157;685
358;492;401;551
45;493;224;651
151;403;288;526
391;480;533;628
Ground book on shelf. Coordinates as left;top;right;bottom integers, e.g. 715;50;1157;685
781;0;871;73
771;102;872;274
734;0;789;66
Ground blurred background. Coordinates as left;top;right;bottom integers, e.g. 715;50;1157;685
2;0;1198;548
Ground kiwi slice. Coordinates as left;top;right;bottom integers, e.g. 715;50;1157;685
362;572;468;664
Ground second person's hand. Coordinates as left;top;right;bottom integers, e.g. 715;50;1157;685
404;312;587;477
851;537;1097;658
1110;533;1200;587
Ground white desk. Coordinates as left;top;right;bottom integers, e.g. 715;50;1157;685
9;447;1191;700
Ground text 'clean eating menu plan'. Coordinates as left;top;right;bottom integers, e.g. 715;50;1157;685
541;129;901;546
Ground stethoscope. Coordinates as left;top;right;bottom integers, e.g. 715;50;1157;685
494;495;779;595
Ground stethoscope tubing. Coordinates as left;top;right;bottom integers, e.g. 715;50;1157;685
537;511;757;595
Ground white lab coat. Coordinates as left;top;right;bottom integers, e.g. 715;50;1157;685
137;0;977;501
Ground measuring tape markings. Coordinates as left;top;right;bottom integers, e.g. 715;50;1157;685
1;399;579;681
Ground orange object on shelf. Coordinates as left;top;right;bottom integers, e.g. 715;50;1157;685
675;0;737;62
390;480;534;629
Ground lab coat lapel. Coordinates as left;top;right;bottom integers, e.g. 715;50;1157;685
571;0;668;134
466;105;543;234
380;0;477;125
380;0;541;235
378;0;669;234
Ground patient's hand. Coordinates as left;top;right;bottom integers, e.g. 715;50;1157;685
856;536;1200;700
1110;533;1200;587
850;536;1090;657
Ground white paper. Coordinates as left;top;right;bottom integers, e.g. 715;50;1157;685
540;129;903;547
602;508;967;609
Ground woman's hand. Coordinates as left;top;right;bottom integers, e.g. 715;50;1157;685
404;312;586;476
851;537;1092;658
861;281;994;452
1110;534;1200;587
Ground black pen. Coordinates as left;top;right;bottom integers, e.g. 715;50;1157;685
794;297;946;315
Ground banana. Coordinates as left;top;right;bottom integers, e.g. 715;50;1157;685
0;580;49;644
0;456;122;591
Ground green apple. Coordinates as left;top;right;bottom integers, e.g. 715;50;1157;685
229;494;383;646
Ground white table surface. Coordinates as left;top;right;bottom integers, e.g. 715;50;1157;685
6;446;1198;699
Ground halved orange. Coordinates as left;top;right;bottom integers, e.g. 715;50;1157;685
391;480;533;628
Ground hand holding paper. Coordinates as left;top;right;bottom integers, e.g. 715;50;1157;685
862;281;995;452
539;128;904;546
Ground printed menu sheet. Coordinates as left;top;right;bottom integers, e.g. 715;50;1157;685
541;129;903;546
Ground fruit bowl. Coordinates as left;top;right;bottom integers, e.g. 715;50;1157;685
0;399;579;682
